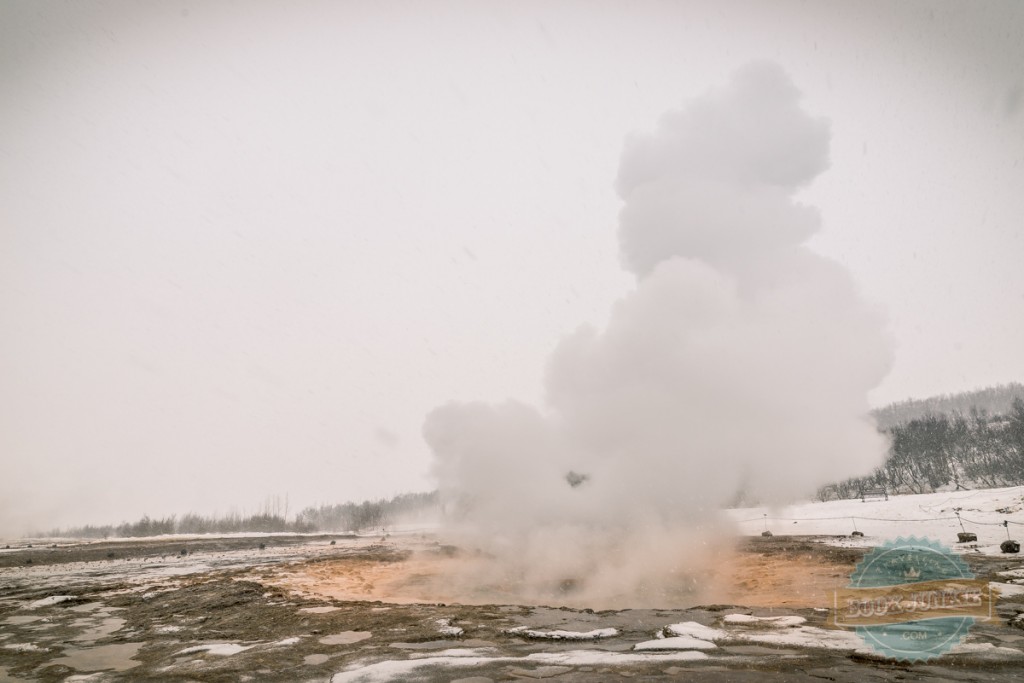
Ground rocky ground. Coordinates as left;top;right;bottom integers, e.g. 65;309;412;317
1;534;1023;682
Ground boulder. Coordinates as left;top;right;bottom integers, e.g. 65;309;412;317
957;532;977;543
1001;540;1020;554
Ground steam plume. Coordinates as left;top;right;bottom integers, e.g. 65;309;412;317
424;62;891;607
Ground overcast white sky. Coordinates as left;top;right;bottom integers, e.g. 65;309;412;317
2;1;1023;534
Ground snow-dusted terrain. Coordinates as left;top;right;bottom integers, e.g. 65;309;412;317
729;485;1024;554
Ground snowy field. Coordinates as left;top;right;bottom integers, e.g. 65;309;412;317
728;485;1024;555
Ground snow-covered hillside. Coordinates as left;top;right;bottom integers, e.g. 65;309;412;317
729;486;1024;555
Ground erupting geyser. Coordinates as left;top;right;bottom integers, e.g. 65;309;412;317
424;62;892;607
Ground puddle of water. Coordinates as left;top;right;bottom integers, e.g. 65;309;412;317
298;606;339;614
3;616;42;625
319;631;372;645
303;653;331;665
72;617;125;643
49;642;142;672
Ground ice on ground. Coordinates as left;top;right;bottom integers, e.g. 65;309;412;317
505;626;617;640
435;618;464;637
331;649;707;683
665;621;728;641
634;636;718;651
25;595;75;609
723;614;806;628
175;643;253;656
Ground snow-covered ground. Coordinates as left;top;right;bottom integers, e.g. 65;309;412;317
728;485;1024;554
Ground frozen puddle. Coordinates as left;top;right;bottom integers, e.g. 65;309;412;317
320;631;372;645
3;616;43;626
71;617;125;643
50;643;142;673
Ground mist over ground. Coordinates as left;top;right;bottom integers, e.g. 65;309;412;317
425;63;892;606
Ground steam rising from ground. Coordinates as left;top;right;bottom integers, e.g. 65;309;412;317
424;62;891;607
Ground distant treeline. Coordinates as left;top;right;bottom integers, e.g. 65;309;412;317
45;491;440;539
821;390;1024;500
872;383;1024;431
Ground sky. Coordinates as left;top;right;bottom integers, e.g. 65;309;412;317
1;1;1023;535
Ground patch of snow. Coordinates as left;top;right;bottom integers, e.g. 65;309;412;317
331;649;707;683
3;643;47;652
418;648;492;658
505;626;617;640
435;618;464;637
529;650;708;666
991;582;1024;598
272;637;301;646
635;636;718;651
156;625;183;633
949;642;1024;656
665;621;727;641
175;643;253;656
731;625;865;651
723;614;806;627
25;595;75;609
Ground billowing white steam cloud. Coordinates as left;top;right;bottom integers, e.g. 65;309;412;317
424;62;891;607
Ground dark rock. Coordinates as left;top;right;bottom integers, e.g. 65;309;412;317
1001;540;1020;554
761;530;773;537
957;532;977;543
851;531;865;538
